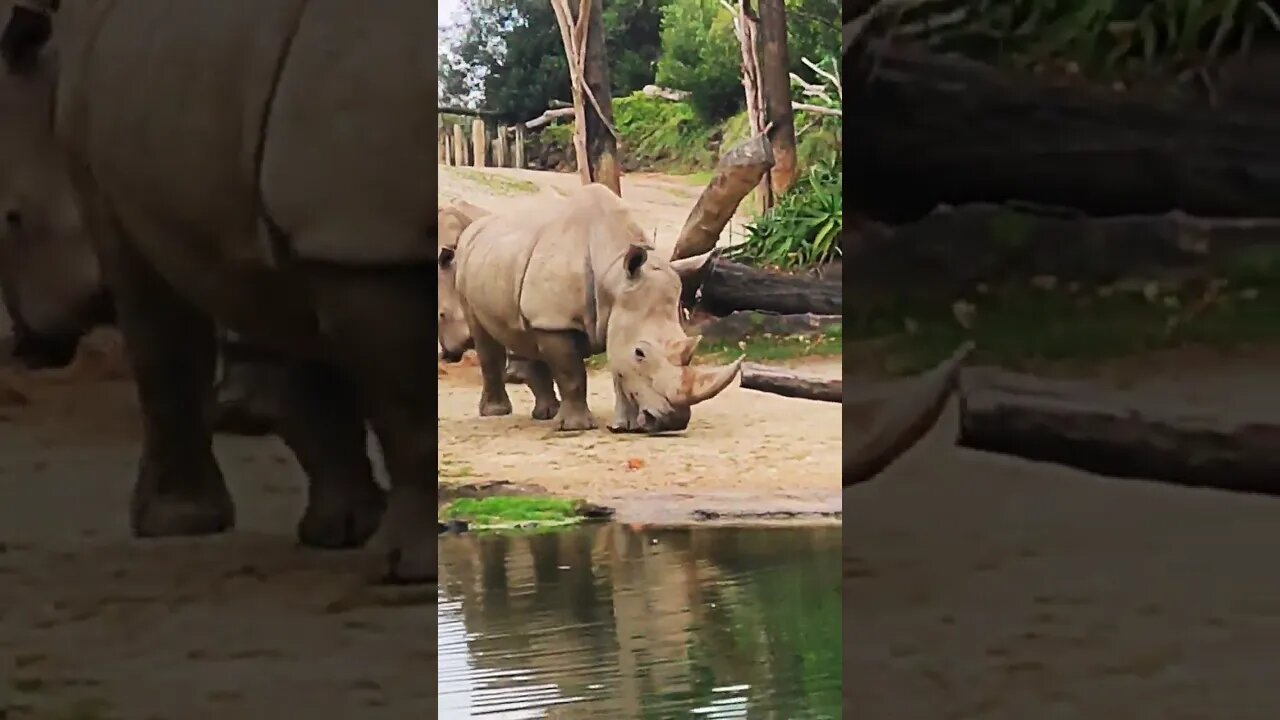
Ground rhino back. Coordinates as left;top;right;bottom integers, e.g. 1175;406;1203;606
55;0;309;265
455;213;542;355
260;0;435;265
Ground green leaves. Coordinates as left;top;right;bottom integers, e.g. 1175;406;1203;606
884;0;1275;80
727;161;842;270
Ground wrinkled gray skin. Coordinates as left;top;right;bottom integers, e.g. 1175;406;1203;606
455;184;742;434
1;0;437;583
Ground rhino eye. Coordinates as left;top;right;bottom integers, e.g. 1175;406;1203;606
634;347;646;360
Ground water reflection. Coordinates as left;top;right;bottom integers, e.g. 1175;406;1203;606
438;524;840;718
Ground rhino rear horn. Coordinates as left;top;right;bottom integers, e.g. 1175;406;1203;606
681;354;744;406
1;5;53;75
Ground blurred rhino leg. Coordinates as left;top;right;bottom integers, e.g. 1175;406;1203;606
504;355;531;384
303;263;436;584
97;214;234;538
208;331;286;436
276;359;386;549
535;330;595;431
470;315;512;417
522;359;561;420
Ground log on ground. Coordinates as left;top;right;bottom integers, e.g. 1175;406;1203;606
696;259;842;316
845;41;1280;224
741;363;841;402
845;341;974;486
842;205;1280;306
957;368;1280;494
694;311;842;342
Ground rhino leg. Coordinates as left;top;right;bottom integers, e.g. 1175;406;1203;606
608;375;644;433
276;360;386;549
504;355;532;384
303;263;436;584
208;332;286;436
98;225;234;538
535;330;596;431
522;359;561;420
469;316;513;417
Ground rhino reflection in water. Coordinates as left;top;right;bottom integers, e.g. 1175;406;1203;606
0;0;436;582
454;184;743;433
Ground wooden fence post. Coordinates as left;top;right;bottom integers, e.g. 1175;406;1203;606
471;118;486;168
452;124;467;166
495;126;509;167
514;124;526;169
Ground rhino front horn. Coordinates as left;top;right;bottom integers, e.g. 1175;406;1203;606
681;354;744;406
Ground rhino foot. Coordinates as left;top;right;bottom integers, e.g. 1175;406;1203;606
298;482;387;549
479;392;513;417
607;421;645;434
532;398;561;420
130;461;235;538
554;410;597;431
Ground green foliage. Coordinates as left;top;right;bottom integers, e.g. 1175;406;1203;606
614;92;719;169
440;496;583;529
883;0;1280;80
654;0;746;121
727;161;842;270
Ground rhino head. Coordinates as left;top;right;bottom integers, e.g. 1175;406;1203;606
0;5;111;368
604;244;743;433
437;200;488;362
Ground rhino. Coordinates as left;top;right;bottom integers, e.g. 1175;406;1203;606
437;200;487;363
454;183;743;433
0;51;112;368
1;0;436;582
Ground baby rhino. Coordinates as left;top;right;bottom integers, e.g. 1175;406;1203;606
453;183;742;433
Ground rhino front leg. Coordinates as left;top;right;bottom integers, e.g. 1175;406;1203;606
521;359;561;420
97;219;234;537
536;330;596;431
608;375;644;433
469;314;513;417
276;360;386;549
304;263;436;584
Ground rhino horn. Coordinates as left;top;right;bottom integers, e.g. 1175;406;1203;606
671;249;719;310
669;249;716;279
681;354;744;406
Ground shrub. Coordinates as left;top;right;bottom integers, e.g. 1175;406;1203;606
727;160;842;270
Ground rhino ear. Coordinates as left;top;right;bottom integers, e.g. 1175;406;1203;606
624;245;648;279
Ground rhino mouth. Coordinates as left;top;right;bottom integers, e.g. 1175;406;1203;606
439;339;473;363
638;405;691;434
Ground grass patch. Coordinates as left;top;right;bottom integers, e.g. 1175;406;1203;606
846;279;1280;376
443;167;538;196
440;496;584;531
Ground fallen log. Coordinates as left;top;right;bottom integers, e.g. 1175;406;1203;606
845;41;1280;224
696;259;842;316
845;341;974;486
842;205;1280;307
741;363;841;402
695;310;842;342
957;368;1280;494
670;133;774;261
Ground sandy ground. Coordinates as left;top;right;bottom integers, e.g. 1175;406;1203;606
847;348;1280;719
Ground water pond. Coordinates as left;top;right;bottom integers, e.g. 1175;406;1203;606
438;523;840;718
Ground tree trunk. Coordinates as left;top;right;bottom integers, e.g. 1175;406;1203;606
670;132;773;260
696;259;842;316
845;41;1280;224
957;368;1280;494
757;0;796;195
579;0;621;195
845;342;974;486
741;363;841;402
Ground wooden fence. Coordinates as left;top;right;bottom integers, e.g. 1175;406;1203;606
438;111;527;170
